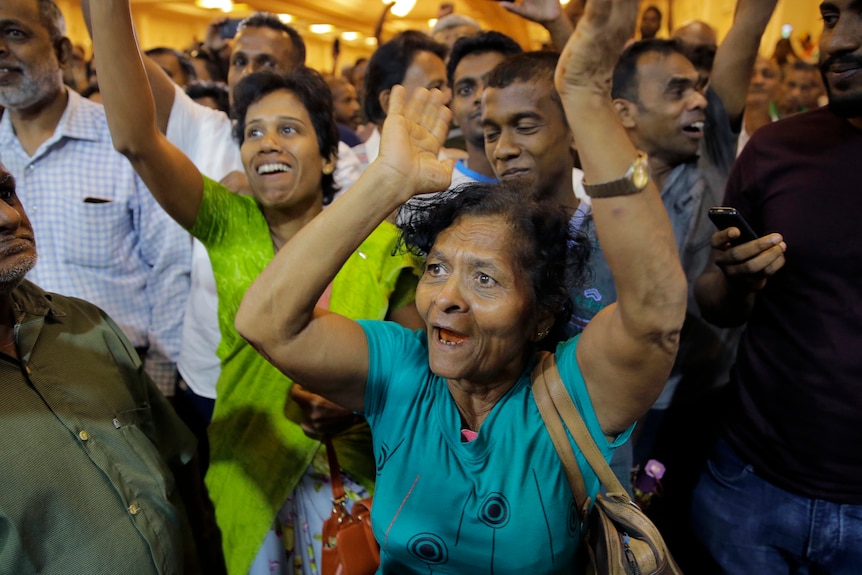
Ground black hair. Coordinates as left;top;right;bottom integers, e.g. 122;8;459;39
486;51;562;108
80;82;100;99
231;68;339;205
643;5;662;19
363;31;448;124
781;59;818;81
186;80;230;114
611;39;688;101
145;47;197;83
446;31;523;87
238;12;307;68
398;181;591;351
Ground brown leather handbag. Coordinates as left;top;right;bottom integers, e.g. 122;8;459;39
532;352;684;575
321;438;380;575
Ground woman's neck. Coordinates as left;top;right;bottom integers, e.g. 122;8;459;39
447;376;519;432
262;201;322;252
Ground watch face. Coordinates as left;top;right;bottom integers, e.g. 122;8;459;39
632;158;650;189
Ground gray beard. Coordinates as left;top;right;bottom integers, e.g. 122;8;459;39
0;68;60;111
0;253;37;296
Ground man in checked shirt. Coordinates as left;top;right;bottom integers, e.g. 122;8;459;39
0;0;190;396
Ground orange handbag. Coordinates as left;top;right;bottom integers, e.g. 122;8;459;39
321;438;380;575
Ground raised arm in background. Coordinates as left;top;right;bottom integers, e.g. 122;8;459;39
710;0;779;126
555;0;688;435
498;0;577;51
235;88;453;413
88;0;204;229
81;0;179;134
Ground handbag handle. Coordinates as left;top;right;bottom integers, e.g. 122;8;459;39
323;437;348;507
531;352;633;519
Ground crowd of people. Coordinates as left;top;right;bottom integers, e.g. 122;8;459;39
1;0;860;573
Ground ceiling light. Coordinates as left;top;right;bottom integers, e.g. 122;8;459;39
309;24;334;34
341;31;360;41
277;14;293;24
364;37;377;46
390;0;417;18
195;0;233;11
428;18;438;28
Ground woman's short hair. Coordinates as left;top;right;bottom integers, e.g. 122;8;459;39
231;68;339;204
399;182;591;350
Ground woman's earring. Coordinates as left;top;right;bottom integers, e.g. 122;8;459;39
536;327;550;340
323;164;334;175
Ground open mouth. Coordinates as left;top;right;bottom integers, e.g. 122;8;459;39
682;121;705;136
437;327;467;346
257;162;292;175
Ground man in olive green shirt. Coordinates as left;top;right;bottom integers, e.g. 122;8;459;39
0;162;196;573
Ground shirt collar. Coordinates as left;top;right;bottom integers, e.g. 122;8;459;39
11;280;67;323
0;88;102;150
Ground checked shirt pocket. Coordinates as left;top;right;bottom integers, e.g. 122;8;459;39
64;199;132;268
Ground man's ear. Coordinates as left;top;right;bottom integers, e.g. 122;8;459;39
378;89;391;117
614;98;637;129
55;37;73;70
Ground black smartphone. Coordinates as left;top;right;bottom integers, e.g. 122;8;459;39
219;18;243;39
708;206;758;244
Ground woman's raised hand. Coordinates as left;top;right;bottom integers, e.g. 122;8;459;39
555;0;638;96
375;85;454;199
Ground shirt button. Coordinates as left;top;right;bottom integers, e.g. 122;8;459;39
78;430;90;441
129;503;140;515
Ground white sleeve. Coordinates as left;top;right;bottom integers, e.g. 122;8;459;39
165;84;244;181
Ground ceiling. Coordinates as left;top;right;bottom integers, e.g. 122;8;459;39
129;0;547;52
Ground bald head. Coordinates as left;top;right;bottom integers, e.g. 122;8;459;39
672;21;717;51
672;20;718;78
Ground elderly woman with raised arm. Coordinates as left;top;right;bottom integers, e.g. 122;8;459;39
236;0;686;571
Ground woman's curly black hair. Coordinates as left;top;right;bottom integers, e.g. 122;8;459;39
231;68;339;205
398;181;592;351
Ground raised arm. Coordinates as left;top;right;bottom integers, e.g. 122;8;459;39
89;0;204;229
555;0;687;436
235;88;452;412
499;0;576;51
710;0;779;126
81;0;178;135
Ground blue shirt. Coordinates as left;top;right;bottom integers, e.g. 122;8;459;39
0;90;191;394
359;321;630;574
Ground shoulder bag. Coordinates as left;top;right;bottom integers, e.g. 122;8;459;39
531;352;683;575
321;437;380;575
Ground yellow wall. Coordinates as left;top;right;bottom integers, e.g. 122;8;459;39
668;0;823;59
61;0;824;70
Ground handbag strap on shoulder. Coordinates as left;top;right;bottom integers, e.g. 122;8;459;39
532;352;588;514
531;352;632;510
323;437;347;505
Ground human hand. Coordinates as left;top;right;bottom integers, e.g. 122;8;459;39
219;170;252;196
712;228;786;293
374;85;453;199
288;384;363;441
498;0;563;26
204;17;230;53
555;0;638;96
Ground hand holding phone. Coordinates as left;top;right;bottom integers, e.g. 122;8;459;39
708;207;758;245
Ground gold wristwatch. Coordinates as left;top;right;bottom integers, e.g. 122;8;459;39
582;152;650;198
